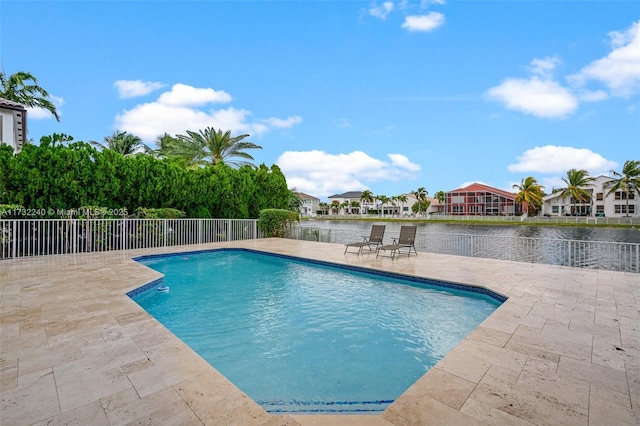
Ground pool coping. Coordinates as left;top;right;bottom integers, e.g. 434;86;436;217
1;238;639;425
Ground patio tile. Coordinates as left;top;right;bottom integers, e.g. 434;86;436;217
0;367;60;426
557;355;628;394
1;239;638;425
33;400;111;426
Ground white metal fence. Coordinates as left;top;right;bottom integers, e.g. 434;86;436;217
428;214;640;226
288;227;640;273
0;219;260;259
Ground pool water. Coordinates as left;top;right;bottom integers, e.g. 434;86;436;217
131;249;503;413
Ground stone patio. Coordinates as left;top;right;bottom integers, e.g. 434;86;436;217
1;238;638;425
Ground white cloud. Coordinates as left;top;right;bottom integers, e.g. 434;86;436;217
157;83;232;106
370;2;394;19
260;116;303;128
401;12;445;32
486;76;578;118
28;95;64;120
508;145;617;175
577;90;609;102
114;80;165;98
528;56;561;78
276;150;421;197
114;83;301;142
568;20;640;97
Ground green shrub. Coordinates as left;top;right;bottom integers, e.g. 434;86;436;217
257;209;298;237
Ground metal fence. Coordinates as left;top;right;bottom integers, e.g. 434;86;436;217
288;227;640;273
429;214;640;226
0;219;260;259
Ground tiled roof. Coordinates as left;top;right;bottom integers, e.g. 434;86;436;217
0;97;27;110
448;182;516;199
328;191;364;199
296;192;320;200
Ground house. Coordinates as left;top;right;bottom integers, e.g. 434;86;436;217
327;191;364;215
297;192;321;216
0;98;27;153
541;175;638;218
445;183;522;216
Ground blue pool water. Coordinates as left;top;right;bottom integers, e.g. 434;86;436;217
130;249;503;413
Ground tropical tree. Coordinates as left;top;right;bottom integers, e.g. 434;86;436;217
603;160;640;217
159;127;262;168
318;202;330;215
360;190;374;215
39;133;74;147
0;71;60;121
287;188;303;212
512;176;545;216
560;169;595;216
412;187;428;216
349;200;361;215
91;131;153;156
434;191;445;203
376;195;389;217
340;200;350;215
396;194;408;216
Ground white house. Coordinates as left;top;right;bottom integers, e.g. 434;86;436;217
541;175;638;218
297;192;321;216
0;98;27;153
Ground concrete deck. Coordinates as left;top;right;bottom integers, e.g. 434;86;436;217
1;239;639;425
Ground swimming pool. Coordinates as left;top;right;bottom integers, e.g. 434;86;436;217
130;249;504;413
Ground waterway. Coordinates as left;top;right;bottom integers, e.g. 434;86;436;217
299;219;640;243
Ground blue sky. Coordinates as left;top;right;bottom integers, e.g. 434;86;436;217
2;1;639;200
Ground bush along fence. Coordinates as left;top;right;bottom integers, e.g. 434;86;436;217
0;218;261;259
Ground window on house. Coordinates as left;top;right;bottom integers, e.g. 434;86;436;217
615;204;636;214
596;193;603;201
552;206;559;214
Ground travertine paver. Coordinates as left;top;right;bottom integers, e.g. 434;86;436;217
1;238;639;425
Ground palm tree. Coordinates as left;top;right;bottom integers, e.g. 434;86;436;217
349;200;361;215
560;169;595;216
360;190;374;215
434;191;445;203
512;177;545;216
412;187;428;216
0;71;60;121
318;202;330;216
339;200;350;215
396;194;408;216
376;195;389;217
91;131;153;156
161;127;262;168
287;189;303;213
603;160;640;217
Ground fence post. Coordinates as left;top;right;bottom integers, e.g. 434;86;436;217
163;219;167;247
198;219;202;244
253;220;258;240
72;220;77;254
12;220;17;259
567;240;572;267
227;219;231;241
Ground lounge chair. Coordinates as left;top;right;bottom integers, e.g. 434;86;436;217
376;225;417;259
344;225;386;255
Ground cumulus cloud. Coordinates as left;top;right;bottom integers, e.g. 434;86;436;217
486;76;578;118
114;83;301;142
276;150;421;197
157;83;231;106
28;95;64;120
369;1;394;19
528;56;561;78
568;20;640;97
508;145;617;175
401;12;445;32
114;80;165;98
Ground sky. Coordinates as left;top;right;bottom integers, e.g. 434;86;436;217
1;0;639;200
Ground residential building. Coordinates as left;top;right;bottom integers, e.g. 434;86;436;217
327;191;364;215
445;183;522;216
541;175;638;218
297;192;321;216
0;98;27;154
